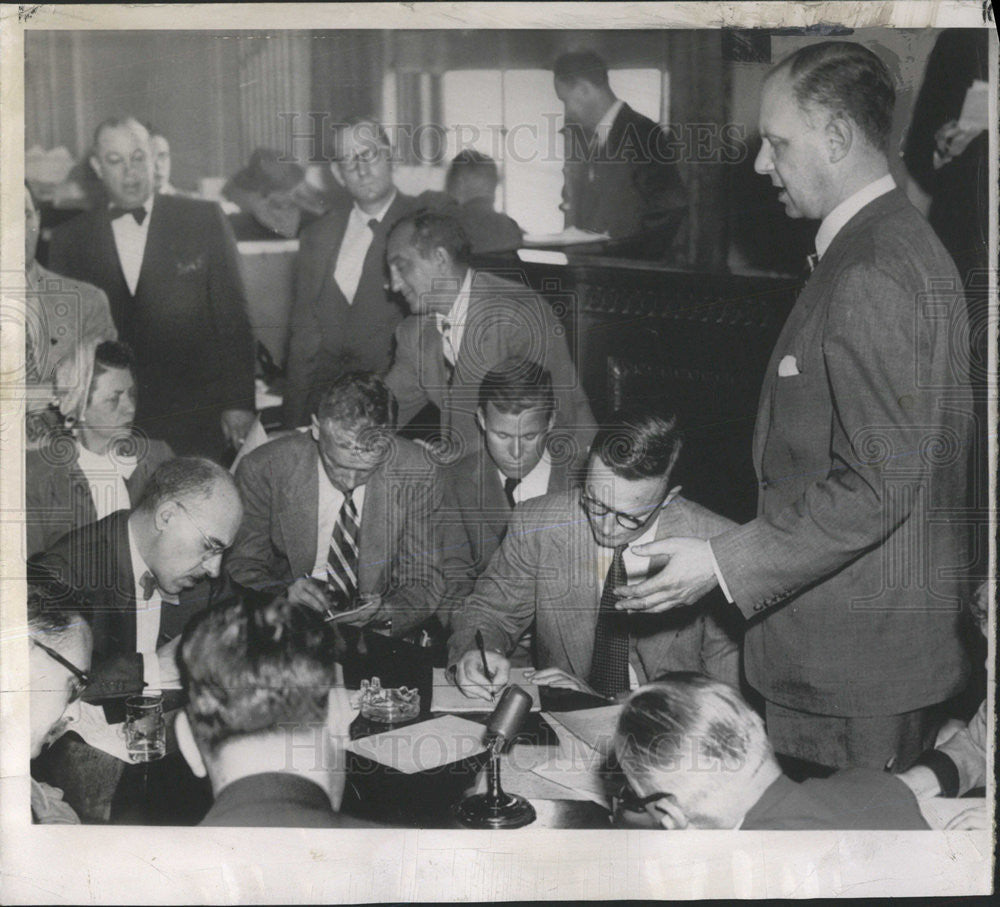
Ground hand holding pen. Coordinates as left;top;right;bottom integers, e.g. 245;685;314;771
454;631;510;702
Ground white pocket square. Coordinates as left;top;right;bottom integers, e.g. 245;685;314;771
777;355;800;377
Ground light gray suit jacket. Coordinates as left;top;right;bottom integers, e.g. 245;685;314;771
227;431;442;635
448;490;741;689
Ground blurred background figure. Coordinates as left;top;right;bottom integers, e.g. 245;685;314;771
26;339;173;556
147;126;178;195
445;149;523;254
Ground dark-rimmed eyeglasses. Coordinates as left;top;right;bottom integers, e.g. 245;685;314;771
613;781;671;814
579;491;663;531
175;500;228;563
338;146;389;173
32;639;90;703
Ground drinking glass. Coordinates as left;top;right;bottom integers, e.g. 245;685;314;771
125;694;166;762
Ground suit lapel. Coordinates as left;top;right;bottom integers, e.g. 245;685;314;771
134;196;170;299
276;439;321;580
311;208;351;312
357;462;386;595
113;512;139;654
482;459;512;540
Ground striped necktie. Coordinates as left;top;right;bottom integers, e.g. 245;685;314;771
588;545;630;699
325;491;360;607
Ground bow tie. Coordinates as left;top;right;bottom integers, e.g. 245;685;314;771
110;206;147;225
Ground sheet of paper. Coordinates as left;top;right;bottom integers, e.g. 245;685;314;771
431;667;541;713
546;705;621;757
529;749;611;808
65;702;132;763
522;226;611;246
958;79;988;132
345;714;487;774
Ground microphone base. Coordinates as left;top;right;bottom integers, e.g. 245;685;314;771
453;792;537;829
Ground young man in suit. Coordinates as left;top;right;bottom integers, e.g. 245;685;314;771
176;595;377;827
617;42;974;772
385;210;595;462
449;405;740;701
228;372;441;638
438;357;577;630
47;117;256;460
445;150;523;255
282;117;421;428
29;457;243;704
554;50;686;255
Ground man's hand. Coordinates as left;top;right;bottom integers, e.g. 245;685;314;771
943;803;988;830
933;119;983;169
614;537;720;614
220;408;257;449
287;577;333;613
525;667;600;697
454;648;510;702
156;636;182;690
325;595;383;627
897;764;942;800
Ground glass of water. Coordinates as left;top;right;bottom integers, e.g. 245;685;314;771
125;694;166;762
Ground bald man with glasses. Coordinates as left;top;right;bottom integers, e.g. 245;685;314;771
448;405;740;701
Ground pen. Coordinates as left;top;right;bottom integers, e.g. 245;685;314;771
475;629;496;702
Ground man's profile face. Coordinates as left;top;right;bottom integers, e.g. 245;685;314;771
555;77;597;131
333;123;394;210
477;403;554;480
754;71;831;221
387;224;450;315
90;121;154;209
29;624;92;759
582;457;671;549
149;489;242;594
150;135;172;191
312;416;389;492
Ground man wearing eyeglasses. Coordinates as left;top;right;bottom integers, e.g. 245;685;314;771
282;116;422;429
29;457;243;705
447;405;740;701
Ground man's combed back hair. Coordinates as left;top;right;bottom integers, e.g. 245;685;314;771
178;596;339;752
591;405;682;480
553;50;610;89
615;673;767;781
92;115;147;149
136;457;235;513
478;357;555;417
329;115;391;161
448;149;499;190
777;41;895;152
389;209;473;268
316;371;398;430
27;581;84;639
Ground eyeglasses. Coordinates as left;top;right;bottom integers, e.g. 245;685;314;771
33;639;90;703
175;501;228;562
613;781;671;814
338;146;389;173
579;491;663;531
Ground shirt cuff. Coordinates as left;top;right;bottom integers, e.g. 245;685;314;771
707;540;735;604
142;652;162;693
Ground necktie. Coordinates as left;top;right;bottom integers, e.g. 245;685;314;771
325;491;360;607
805;251;819;274
110;206;147;225
440;319;456;383
588;545;630;699
503;476;520;508
139;570;157;601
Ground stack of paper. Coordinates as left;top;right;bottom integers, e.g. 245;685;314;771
430;667;541;713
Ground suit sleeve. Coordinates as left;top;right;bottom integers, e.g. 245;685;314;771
226;453;287;593
384;321;430;428
711;263;934;618
447;505;538;668
205;204;256;413
81;287;118;342
435;478;481;629
282;229;324;428
633;122;687;236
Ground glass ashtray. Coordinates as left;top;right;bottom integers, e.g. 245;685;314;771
358;677;421;723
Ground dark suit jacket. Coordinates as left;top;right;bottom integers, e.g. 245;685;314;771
227;431;442;636
562;102;686;251
385;270;596;462
449;491;741;688
25;435;173;557
437;447;578;626
711;189;973;716
200;772;379;827
457;197;524;254
282;192;420;428
28;511;220;703
47;195;255;459
741;770;928;830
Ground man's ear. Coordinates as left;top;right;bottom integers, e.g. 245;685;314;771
310;414;321;442
475;408;486;433
89;155;101;180
329;162;346;189
153;501;174;532
175;711;207;779
826;114;853;164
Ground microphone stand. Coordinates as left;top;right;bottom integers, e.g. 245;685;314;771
454;737;536;829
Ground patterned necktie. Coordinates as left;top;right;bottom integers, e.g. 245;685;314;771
325;490;360;606
110;206;147;225
503;476;520;508
588;545;630;699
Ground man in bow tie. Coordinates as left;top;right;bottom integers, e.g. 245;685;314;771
48;117;256;460
611;42;975;772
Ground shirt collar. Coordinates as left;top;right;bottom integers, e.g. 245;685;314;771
126;517;154;595
815;174;895;258
594;99;625;145
435;268;472;334
499;449;552;498
352;189;397;226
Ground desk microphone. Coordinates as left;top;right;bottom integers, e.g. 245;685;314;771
453;684;537;829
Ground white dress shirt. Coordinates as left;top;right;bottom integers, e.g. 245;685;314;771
110;196;154;295
593;98;625;149
311;458;367;579
75;442;137;520
501;450;552;504
127;518;177;692
434;269;473;366
333;190;397;304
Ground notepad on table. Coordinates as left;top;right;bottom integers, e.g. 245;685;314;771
431;667;542;713
345;715;488;773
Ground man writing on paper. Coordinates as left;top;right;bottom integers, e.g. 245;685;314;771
448;404;740;701
612;42;974;772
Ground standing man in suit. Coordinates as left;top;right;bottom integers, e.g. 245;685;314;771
616;43;974;771
29;457;243;704
282;117;421;428
449;405;740;701
554;50;686;254
438;357;577;629
385;210;595;463
228;372;441;638
48;117;256;460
